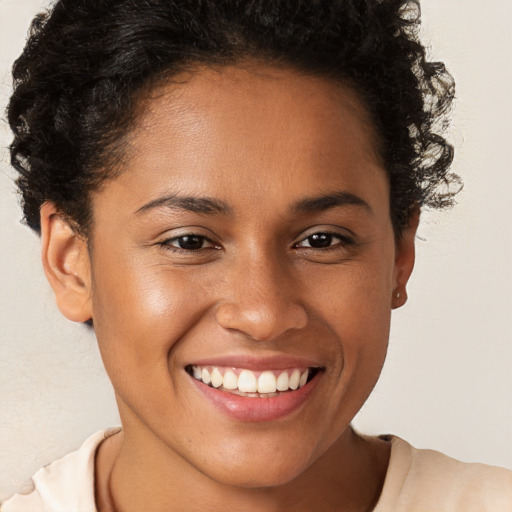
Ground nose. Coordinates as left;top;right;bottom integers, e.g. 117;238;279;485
214;255;308;341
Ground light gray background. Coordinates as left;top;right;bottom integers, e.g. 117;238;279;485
1;0;511;501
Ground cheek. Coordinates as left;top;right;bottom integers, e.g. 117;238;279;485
89;250;214;381
89;254;226;434
304;253;394;384
307;255;394;336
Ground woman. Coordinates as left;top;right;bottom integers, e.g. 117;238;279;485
2;0;511;511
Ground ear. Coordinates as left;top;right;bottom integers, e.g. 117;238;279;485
392;208;420;309
40;202;93;323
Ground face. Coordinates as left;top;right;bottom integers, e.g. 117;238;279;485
45;65;416;488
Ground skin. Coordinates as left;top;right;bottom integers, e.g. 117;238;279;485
40;64;418;512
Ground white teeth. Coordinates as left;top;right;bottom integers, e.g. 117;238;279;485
238;370;257;393
201;368;211;385
211;367;223;388
289;369;301;390
223;370;238;390
299;369;309;388
257;371;277;393
276;371;290;391
190;365;314;395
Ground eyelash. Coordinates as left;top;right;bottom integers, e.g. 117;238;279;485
158;230;355;254
158;233;220;253
293;231;355;251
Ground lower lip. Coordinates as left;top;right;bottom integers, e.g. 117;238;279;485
189;372;322;422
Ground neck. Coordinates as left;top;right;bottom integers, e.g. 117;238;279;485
95;425;390;512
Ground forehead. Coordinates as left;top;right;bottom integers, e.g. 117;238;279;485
98;64;388;219
134;64;381;161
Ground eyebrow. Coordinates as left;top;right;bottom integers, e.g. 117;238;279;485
135;195;232;215
292;191;373;215
135;190;371;217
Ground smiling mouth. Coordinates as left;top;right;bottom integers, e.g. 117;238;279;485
185;365;321;397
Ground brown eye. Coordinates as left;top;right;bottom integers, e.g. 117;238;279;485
306;233;334;248
164;234;217;251
296;232;352;249
176;235;205;250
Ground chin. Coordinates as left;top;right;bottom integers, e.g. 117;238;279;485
207;461;308;489
190;437;321;489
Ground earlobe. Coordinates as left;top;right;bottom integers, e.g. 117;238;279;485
392;208;420;310
40;202;93;323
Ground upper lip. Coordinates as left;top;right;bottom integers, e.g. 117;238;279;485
186;354;324;371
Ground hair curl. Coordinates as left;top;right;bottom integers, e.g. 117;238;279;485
8;0;459;236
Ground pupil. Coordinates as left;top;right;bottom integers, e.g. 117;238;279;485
308;233;332;248
178;235;203;250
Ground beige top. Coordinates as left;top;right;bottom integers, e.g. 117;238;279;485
373;434;512;511
2;429;511;512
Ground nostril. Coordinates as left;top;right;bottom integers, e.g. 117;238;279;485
215;300;307;341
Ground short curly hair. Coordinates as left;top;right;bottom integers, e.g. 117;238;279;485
8;0;459;236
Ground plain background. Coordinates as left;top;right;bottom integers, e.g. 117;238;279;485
1;0;511;501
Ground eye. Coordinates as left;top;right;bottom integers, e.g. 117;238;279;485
295;231;353;250
161;234;219;251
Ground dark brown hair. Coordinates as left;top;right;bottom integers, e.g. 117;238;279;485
8;0;459;236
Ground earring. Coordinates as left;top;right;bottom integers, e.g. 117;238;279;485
393;289;407;308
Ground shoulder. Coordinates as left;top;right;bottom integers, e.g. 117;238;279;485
374;435;512;512
1;428;120;512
